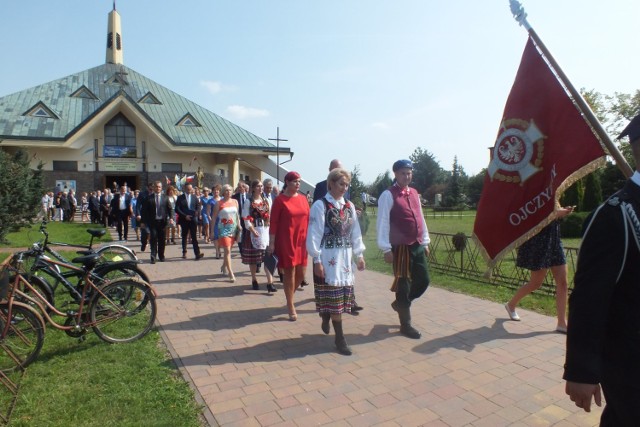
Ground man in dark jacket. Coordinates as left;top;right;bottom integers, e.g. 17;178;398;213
110;185;133;241
88;191;101;224
139;181;174;264
564;114;640;424
136;182;154;251
175;183;204;260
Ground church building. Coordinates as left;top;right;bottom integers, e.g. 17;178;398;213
0;5;295;194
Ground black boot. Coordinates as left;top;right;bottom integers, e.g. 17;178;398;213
391;301;421;339
332;320;352;355
320;313;331;334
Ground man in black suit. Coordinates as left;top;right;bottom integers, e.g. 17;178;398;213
175;183;204;260
139;181;174;264
110;185;133;241
232;181;249;256
313;159;350;202
136;182;154;251
564;114;640;424
88;191;101;224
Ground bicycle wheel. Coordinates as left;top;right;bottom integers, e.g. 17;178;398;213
96;245;137;263
0;304;46;372
90;278;156;343
94;264;150;285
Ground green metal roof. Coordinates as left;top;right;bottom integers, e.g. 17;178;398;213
0;63;277;151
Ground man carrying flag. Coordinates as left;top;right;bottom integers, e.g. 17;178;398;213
563;115;640;424
472;37;605;268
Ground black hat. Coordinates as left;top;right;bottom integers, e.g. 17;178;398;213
392;159;413;172
618;114;640;143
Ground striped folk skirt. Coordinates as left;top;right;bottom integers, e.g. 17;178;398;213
241;229;264;264
314;284;354;314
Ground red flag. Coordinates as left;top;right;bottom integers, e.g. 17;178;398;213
472;37;605;266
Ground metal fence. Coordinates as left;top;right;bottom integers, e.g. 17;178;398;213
427;232;578;295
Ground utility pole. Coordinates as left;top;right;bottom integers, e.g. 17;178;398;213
268;127;288;187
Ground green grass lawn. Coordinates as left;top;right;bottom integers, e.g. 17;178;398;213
0;223;203;426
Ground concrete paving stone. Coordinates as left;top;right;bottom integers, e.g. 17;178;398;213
122;231;604;426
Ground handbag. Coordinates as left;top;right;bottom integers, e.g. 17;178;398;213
234;226;243;243
263;252;279;276
250;225;269;250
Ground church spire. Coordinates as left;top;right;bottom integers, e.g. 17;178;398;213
105;3;123;64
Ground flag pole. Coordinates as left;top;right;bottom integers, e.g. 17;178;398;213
509;0;633;178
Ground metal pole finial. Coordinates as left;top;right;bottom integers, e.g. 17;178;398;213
509;0;531;30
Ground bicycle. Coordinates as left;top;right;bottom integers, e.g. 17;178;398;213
0;257;46;372
18;221;147;293
0;252;157;371
14;243;150;316
28;220;137;267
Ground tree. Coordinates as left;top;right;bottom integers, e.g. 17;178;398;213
370;171;393;199
349;165;366;208
582;171;603;212
409;147;445;194
0;149;44;243
442;156;465;207
560;180;583;210
466;169;486;208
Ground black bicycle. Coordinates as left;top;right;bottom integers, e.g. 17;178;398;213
18;221;147;293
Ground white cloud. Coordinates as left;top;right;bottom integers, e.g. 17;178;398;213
200;80;235;95
371;121;390;130
226;105;270;119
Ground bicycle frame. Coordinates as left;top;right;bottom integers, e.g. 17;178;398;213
33;221;136;266
6;255;147;334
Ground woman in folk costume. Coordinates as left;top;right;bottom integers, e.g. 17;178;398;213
241;179;277;293
306;168;365;355
376;159;430;339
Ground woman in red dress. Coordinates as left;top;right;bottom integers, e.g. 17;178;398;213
268;171;310;321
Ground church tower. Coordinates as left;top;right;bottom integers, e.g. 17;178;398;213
105;1;123;64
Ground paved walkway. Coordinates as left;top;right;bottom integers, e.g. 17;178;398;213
124;235;601;427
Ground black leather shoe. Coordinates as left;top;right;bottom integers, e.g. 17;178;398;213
351;304;364;313
182;252;187;259
159;257;165;262
195;253;204;260
141;244;146;252
252;280;259;290
150;257;156;264
266;283;277;293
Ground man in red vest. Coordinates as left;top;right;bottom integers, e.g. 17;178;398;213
376;159;430;338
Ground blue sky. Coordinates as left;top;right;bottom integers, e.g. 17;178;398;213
1;1;637;185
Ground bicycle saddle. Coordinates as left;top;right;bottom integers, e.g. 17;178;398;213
87;229;107;238
72;252;101;269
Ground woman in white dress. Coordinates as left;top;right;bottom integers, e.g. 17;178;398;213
306;168;365;355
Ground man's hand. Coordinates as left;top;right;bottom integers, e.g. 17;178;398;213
383;251;393;264
565;381;602;412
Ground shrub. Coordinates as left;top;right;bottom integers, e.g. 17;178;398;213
560;212;590;238
358;210;370;236
452;232;467;251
